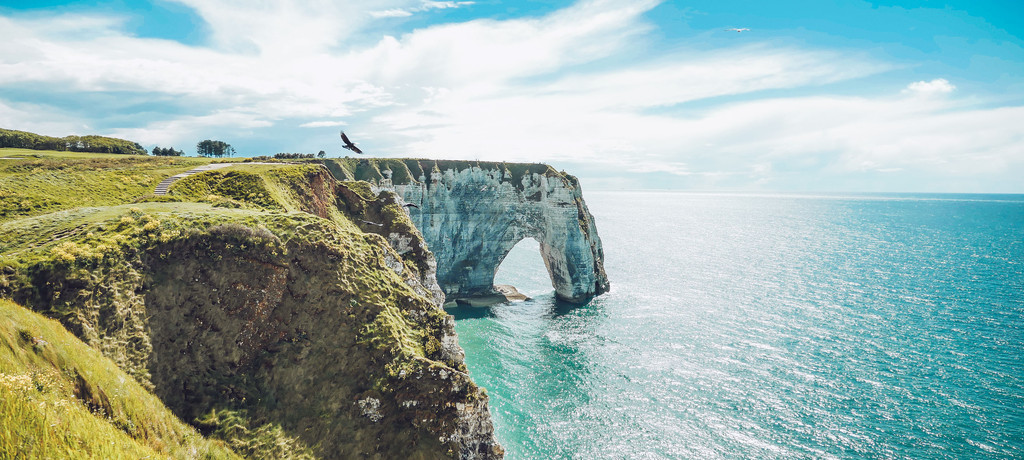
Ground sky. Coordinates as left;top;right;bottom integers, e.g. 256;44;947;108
0;0;1022;192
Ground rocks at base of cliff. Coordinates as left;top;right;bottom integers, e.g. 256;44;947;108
451;285;530;307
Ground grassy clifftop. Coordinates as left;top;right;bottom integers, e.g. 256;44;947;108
0;149;502;459
0;151;213;221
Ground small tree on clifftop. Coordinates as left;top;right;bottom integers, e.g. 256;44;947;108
196;139;235;158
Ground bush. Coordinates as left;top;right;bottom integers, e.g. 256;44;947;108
273;153;314;159
151;146;183;157
195;409;314;460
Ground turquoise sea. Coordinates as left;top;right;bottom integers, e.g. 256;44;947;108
450;192;1024;459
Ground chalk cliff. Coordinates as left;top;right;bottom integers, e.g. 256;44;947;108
322;159;610;304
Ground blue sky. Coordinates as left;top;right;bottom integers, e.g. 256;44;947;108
1;0;1022;192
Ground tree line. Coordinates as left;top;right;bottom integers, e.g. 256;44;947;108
273;152;314;159
151;146;184;156
2;128;333;159
0;128;147;155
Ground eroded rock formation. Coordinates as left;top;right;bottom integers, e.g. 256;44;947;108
323;159;610;303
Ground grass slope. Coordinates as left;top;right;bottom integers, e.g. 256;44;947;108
0;149;214;222
0;298;240;459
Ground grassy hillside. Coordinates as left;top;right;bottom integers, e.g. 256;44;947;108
0;149;214;222
0;298;240;459
0;156;502;458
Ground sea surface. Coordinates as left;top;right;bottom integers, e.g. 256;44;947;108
449;192;1024;459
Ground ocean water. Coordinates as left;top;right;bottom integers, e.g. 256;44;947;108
449;192;1024;459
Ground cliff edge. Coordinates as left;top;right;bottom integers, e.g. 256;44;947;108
0;156;502;459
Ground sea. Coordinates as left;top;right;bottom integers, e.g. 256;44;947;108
448;191;1024;459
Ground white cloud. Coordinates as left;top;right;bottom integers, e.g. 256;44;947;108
904;78;956;95
0;1;1021;191
299;121;348;128
107;111;274;148
0;99;90;136
371;9;415;18
370;1;474;18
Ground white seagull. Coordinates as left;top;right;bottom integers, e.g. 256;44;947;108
725;28;751;32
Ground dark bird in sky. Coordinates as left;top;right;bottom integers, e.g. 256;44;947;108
340;131;363;154
403;203;420;209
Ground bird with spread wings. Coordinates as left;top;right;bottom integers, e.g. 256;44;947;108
725;27;750;32
340;131;363;154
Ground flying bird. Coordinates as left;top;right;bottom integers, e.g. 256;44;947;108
725;28;750;33
403;203;420;209
340;131;363;154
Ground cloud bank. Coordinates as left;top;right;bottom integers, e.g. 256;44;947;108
0;0;1021;192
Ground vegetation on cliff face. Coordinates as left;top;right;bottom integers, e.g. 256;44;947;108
0;149;502;459
0;298;240;459
195;408;314;460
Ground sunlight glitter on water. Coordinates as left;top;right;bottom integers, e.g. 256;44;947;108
453;192;1024;459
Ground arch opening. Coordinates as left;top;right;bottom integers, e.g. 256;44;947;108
493;237;553;298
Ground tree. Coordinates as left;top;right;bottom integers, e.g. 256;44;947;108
317;150;326;158
152;146;183;156
196;140;236;158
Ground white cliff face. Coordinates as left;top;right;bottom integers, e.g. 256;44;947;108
379;165;609;303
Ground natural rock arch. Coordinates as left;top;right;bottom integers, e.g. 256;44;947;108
493;237;548;290
383;162;610;303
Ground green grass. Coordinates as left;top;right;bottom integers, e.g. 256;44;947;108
167;163;358;230
0;202;271;259
1;198;450;392
0;153;487;458
0;298;240;459
168;168;284;211
0;150;214;222
0;148;151;160
195;409;314;460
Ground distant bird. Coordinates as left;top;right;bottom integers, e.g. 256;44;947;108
340;131;363;154
361;220;383;227
725;27;750;32
403;203;420;209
